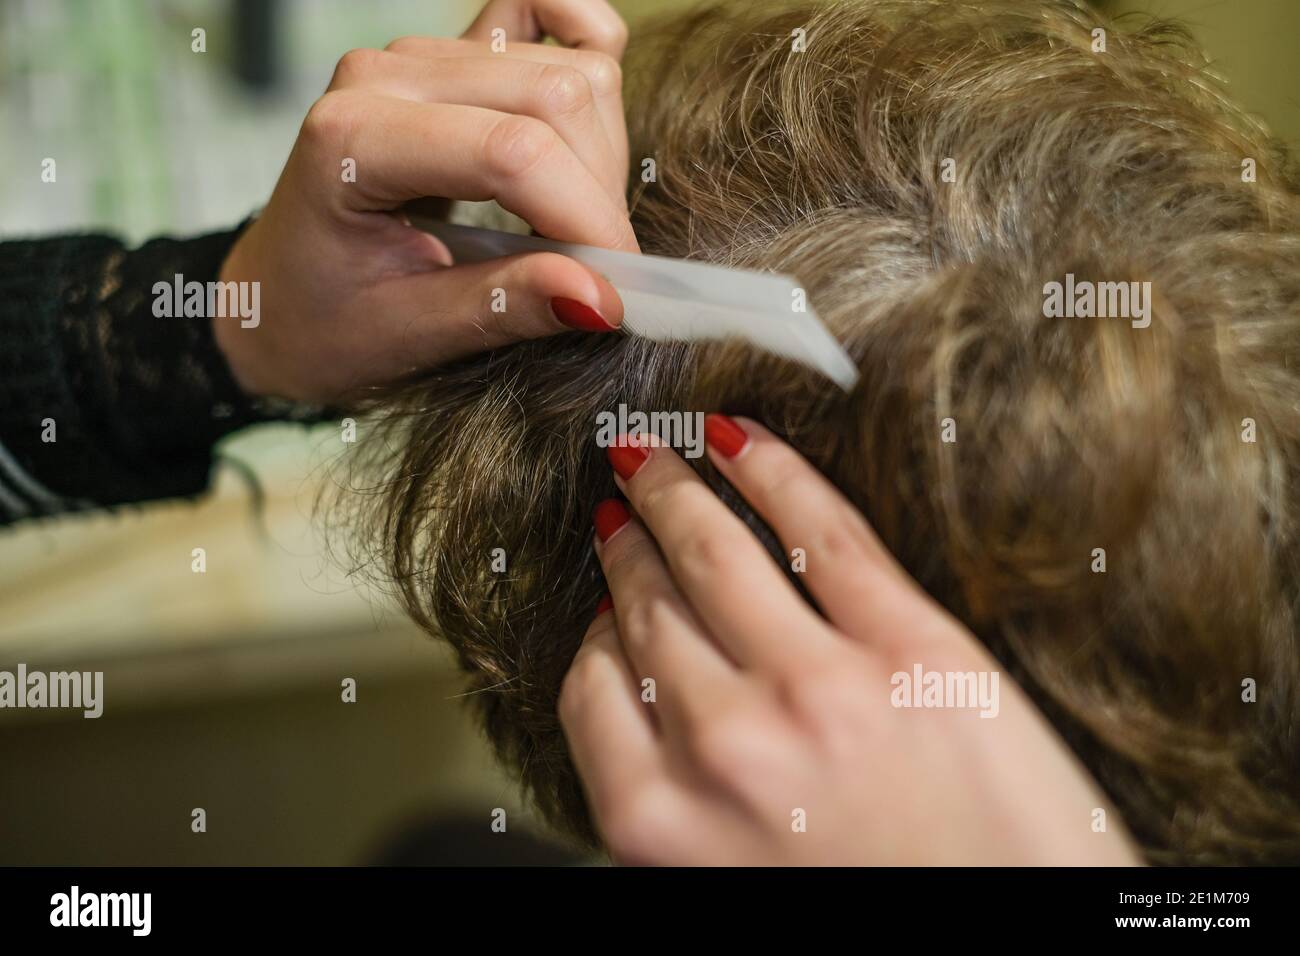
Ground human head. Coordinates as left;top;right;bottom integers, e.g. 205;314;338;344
339;0;1300;863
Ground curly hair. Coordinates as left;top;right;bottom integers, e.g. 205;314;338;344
335;0;1300;863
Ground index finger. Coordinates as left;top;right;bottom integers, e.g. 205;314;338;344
306;91;638;251
382;36;629;177
606;435;839;672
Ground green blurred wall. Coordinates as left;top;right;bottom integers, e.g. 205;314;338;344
1108;0;1300;146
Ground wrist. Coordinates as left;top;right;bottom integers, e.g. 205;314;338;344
213;221;268;400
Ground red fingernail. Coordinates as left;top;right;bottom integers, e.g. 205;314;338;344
607;436;650;481
594;593;614;617
551;297;616;332
594;498;631;542
704;413;749;458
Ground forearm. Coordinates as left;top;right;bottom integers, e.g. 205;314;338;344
0;224;266;525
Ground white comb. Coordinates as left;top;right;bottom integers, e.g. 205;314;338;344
418;220;860;391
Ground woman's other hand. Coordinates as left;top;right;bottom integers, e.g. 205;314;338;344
562;416;1142;866
217;0;635;403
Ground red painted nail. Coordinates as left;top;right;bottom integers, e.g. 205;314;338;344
704;413;749;458
594;593;614;616
607;437;650;481
551;297;616;332
594;499;631;542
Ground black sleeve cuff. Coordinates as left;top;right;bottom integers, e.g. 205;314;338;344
0;222;270;520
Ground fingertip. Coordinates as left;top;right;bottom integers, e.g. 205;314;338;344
703;413;752;460
552;296;618;332
607;433;651;481
594;498;632;544
728;415;769;440
573;253;627;327
593;268;627;325
525;251;623;331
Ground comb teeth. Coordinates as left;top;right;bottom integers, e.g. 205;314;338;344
418;220;860;392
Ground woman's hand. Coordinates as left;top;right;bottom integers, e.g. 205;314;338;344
561;416;1142;865
217;0;635;403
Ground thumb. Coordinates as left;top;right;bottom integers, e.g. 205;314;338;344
372;250;624;367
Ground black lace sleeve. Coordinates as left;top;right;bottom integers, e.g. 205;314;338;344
0;223;276;525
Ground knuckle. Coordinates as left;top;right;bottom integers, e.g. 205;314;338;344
884;624;987;684
621;593;681;651
483;114;557;182
676;527;747;583
300;92;353;147
537;64;593;118
776;661;847;720
557;656;600;726
601;530;654;581
688;711;771;783
634;476;685;526
773;660;872;755
803;515;869;573
754;450;809;504
577;50;623;96
598;784;677;864
383;35;431;54
330;47;381;88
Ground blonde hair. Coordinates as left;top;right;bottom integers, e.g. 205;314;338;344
342;0;1300;863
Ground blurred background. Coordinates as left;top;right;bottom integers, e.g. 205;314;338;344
0;0;1297;865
